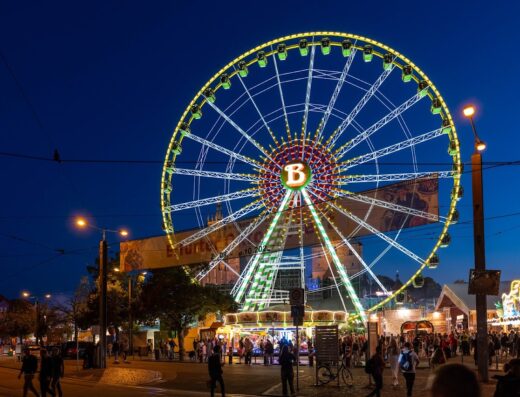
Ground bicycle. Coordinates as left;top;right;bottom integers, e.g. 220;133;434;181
316;357;353;386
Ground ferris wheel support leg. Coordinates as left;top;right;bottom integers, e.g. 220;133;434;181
233;190;293;305
301;189;367;322
243;193;293;311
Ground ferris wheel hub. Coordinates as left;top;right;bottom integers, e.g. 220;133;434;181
258;137;339;211
281;161;311;190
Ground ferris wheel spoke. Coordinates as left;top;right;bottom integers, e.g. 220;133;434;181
327;66;395;148
301;44;316;158
335;92;424;159
317;193;425;265
331;187;445;223
298;193;305;289
235;72;280;147
165;188;259;212
171;167;261;182
176;200;263;247
204;99;277;165
302;189;367;321
314;204;389;295
316;48;357;141
271;50;291;136
184;132;271;174
338;170;456;184
195;211;270;281
339;127;445;172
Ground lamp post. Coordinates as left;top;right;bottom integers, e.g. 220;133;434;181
75;217;128;369
463;105;488;382
127;271;147;356
21;292;52;346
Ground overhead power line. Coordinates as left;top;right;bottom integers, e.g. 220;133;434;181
1;151;520;168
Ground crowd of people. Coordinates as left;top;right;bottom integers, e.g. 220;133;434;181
362;331;520;397
18;347;64;397
11;329;520;397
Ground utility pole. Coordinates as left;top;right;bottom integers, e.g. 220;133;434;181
74;217;128;369
464;105;489;382
472;150;488;382
128;276;133;356
99;233;108;369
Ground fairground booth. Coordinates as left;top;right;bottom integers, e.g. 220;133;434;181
435;281;511;332
489;280;520;331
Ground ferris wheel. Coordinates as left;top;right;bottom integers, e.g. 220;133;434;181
160;32;461;322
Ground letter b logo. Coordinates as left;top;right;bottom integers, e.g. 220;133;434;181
282;162;310;189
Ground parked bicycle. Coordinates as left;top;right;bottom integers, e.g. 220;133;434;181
317;357;353;386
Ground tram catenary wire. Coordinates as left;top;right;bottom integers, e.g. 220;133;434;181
1;151;520;168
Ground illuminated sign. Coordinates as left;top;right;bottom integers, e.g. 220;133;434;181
281;162;311;190
502;280;520;318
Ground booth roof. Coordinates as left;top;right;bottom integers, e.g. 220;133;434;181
435;282;511;313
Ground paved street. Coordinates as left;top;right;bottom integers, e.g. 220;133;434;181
0;355;503;396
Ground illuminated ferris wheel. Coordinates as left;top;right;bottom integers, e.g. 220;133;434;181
161;32;462;322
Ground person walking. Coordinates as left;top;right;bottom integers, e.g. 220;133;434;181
265;339;274;366
120;334;130;363
387;337;400;387
399;342;420;397
50;348;64;397
112;339;120;363
244;337;253;365
169;338;176;360
279;345;296;397
18;348;39;397
208;346;225;397
366;346;385;397
39;349;54;397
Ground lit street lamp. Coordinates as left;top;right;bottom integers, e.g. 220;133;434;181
75;216;128;369
21;291;52;346
463;104;489;382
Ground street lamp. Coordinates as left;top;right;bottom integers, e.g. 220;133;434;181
21;292;52;346
74;216;129;369
127;271;148;356
463;104;489;382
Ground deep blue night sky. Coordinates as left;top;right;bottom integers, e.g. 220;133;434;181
1;0;519;299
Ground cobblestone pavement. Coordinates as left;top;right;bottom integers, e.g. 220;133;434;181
0;354;506;396
265;365;500;397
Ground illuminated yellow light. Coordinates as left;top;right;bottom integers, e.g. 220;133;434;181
433;311;441;319
22;291;30;298
120;229;129;237
476;140;487;152
76;217;87;228
114;268;120;272
45;294;51;299
463;105;475;118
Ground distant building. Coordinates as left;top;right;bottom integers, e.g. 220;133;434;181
311;242;363;279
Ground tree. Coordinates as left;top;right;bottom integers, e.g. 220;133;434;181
80;253;130;334
55;277;92;341
139;267;236;360
0;299;34;343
